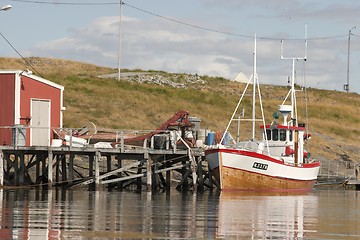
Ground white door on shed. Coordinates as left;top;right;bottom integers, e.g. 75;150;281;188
31;99;51;146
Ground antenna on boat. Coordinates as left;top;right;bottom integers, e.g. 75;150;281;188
280;25;308;126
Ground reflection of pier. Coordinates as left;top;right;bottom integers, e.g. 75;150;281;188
0;189;219;239
0;143;213;191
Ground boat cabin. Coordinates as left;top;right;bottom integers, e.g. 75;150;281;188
260;105;310;166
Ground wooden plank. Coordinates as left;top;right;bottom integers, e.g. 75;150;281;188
101;172;145;185
80;161;141;186
346;180;360;185
154;163;188;174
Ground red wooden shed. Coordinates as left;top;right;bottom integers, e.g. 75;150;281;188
0;70;64;146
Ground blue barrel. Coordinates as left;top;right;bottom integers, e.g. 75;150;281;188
207;132;215;145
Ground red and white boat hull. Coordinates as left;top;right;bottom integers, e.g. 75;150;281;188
206;148;320;191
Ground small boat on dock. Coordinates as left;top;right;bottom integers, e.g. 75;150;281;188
205;36;320;191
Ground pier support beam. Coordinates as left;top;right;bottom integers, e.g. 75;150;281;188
0;150;3;187
146;152;152;191
116;154;123;190
48;150;53;188
69;154;74;183
197;156;204;191
95;151;100;190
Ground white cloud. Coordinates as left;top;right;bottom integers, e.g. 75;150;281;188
28;9;360;93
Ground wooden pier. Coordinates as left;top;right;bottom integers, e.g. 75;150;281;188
0;143;215;192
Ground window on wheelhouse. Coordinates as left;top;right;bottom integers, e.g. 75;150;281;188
280;129;286;141
266;129;271;140
272;129;279;141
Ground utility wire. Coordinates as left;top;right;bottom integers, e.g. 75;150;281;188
124;2;347;41
10;0;118;5
11;0;349;41
0;32;44;78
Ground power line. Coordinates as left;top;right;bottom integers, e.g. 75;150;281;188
10;0;350;41
10;0;118;5
124;2;347;41
0;32;44;77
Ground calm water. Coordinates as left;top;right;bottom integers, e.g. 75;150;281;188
0;188;359;239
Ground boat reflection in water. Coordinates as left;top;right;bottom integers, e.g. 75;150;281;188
217;191;318;239
1;188;360;239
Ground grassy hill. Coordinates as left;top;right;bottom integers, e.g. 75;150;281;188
1;57;359;164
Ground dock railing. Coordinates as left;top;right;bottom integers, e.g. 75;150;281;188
317;158;359;184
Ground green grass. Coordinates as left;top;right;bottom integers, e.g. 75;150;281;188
1;57;360;162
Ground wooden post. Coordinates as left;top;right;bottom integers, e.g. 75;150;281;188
19;153;25;185
69;154;74;183
95;151;100;190
0;150;4;187
120;131;124;153
36;153;40;182
107;155;112;172
152;157;158;190
208;166;213;190
14;154;19;186
166;158;171;191
61;155;67;182
116;154;123;190
146;152;152;191
55;155;60;183
48;150;53;188
181;158;188;190
197;156;203;191
106;155;112;187
89;153;94;177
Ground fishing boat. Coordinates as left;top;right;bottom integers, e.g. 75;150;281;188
205;36;320;191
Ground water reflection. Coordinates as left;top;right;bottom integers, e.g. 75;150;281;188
0;188;359;239
218;191;318;239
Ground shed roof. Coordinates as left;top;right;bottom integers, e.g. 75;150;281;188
0;70;64;91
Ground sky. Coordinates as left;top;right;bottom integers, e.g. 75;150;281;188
1;0;360;93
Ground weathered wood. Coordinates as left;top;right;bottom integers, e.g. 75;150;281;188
116;154;123;190
55;155;60;183
48;150;53;187
146;153;152;190
0;146;206;191
19;154;25;185
89;153;94;177
69;154;74;183
0;150;3;186
197;156;203;191
36;153;41;181
101;172;146;185
61;154;67;182
94;151;100;190
78;161;141;186
166;159;171;190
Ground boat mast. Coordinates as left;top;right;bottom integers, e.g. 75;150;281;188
251;35;257;140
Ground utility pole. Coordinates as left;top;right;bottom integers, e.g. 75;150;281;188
345;26;356;93
117;0;124;81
